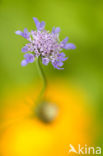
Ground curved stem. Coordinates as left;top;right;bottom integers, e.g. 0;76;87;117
35;57;47;114
36;57;47;94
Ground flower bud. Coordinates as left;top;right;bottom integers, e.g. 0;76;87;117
36;101;58;123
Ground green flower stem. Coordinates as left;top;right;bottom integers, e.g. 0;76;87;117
36;57;47;95
35;57;47;115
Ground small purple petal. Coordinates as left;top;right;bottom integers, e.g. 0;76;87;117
61;57;68;61
21;60;28;66
58;52;65;57
57;61;64;67
52;27;55;33
64;43;76;49
52;62;57;68
24;53;29;59
33;17;45;31
23;28;30;39
24;53;35;63
22;46;28;52
33;17;40;29
56;67;64;70
52;60;64;70
57;52;68;61
42;58;49;65
15;29;30;39
62;37;69;44
39;21;45;30
52;27;60;34
55;27;60;34
60;37;69;48
52;63;64;70
15;30;23;36
24;28;28;33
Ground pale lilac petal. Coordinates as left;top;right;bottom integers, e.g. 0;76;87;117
21;60;28;66
57;61;64;67
29;57;35;63
33;17;40;29
52;27;55;33
55;27;60;34
52;63;64;70
23;28;30;39
64;43;76;49
39;21;45;30
62;37;69;44
24;53;30;59
58;56;68;61
24;53;35;63
52;60;64;69
52;62;57;68
22;46;28;52
52;27;60;34
60;37;69;48
15;30;23;36
42;58;49;65
24;28;28;33
56;67;64;70
61;57;68;61
57;52;68;61
58;52;65;57
15;29;30;39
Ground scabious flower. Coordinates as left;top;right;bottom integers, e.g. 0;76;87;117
15;17;76;70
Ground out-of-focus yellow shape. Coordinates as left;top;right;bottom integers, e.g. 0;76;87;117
0;80;91;156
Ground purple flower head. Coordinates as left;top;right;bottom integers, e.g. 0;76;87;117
16;17;76;69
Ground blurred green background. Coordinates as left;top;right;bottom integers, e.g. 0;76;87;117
0;0;103;147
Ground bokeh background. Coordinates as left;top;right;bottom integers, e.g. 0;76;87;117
0;0;103;155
